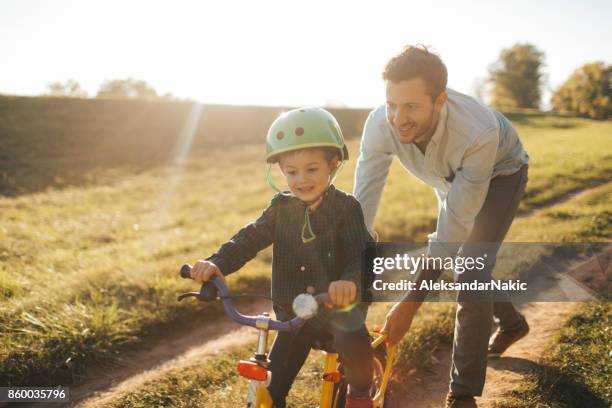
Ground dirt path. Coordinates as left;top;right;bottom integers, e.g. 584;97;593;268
75;300;584;408
393;247;610;408
394;302;581;408
480;302;580;407
71;299;271;407
516;183;607;220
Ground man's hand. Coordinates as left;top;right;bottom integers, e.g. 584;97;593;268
190;259;225;284
381;301;422;345
328;280;357;308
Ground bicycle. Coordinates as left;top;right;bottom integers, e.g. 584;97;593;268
178;264;397;408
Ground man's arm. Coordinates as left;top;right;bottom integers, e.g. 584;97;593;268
353;108;395;239
428;128;500;258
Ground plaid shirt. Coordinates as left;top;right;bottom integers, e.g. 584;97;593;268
207;185;373;304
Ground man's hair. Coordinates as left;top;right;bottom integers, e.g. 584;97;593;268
382;45;448;100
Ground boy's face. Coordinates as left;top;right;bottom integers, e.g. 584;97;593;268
278;149;338;203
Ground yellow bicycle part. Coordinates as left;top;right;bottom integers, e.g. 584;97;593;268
319;330;397;408
253;383;273;408
320;352;339;408
370;331;397;408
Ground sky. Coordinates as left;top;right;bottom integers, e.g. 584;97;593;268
1;0;610;108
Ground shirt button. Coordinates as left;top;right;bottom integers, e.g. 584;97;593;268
300;266;306;271
306;286;315;294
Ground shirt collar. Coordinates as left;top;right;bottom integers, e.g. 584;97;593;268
429;102;448;146
311;184;335;214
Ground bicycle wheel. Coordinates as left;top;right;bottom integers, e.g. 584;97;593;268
371;343;398;408
332;344;390;408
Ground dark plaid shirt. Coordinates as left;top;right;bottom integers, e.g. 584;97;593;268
207;185;373;304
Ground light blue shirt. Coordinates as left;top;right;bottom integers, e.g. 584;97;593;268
353;89;529;257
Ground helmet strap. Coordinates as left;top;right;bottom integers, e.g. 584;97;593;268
266;164;292;196
328;159;345;187
301;206;317;243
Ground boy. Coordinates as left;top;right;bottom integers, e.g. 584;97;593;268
190;107;375;408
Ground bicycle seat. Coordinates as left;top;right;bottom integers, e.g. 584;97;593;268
311;329;336;353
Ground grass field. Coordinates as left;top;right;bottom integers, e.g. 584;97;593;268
109;179;612;408
0;96;369;196
1;104;610;406
506;302;611;408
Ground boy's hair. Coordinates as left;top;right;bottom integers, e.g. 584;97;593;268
382;44;448;100
319;146;342;162
278;146;342;164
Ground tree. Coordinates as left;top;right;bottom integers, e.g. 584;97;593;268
45;79;88;98
551;62;611;120
160;92;180;101
488;43;546;110
96;78;158;99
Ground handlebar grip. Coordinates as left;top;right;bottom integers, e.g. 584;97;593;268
180;264;192;279
179;264;219;300
200;282;219;301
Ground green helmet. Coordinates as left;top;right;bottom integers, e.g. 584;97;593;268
266;107;349;163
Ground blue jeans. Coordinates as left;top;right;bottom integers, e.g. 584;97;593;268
450;164;529;396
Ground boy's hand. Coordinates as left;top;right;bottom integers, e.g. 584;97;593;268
191;260;225;284
328;280;357;308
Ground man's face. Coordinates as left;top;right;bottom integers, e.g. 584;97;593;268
385;78;445;145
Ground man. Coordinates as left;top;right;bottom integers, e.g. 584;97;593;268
353;45;530;408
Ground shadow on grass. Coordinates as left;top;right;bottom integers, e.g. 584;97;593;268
489;357;610;408
518;170;612;213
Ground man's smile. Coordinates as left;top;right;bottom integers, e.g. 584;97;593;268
399;122;416;133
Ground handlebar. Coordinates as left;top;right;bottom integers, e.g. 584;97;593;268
178;264;329;332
